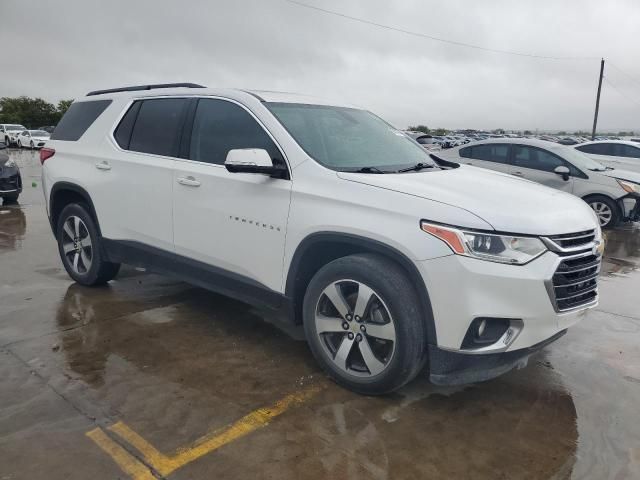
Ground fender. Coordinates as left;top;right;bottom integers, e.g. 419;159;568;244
285;231;437;345
49;182;102;236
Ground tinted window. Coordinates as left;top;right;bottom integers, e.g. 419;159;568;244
51;100;112;141
613;144;640;158
114;101;142;149
459;146;472;158
189;99;281;165
128;98;187;157
576;143;613;155
466;144;509;163
512;146;564;172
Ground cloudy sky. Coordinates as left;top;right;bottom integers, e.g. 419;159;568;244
1;0;639;131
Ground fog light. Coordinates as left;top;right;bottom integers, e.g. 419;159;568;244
477;319;487;337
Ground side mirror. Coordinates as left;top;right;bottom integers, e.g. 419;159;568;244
554;165;570;181
224;149;287;178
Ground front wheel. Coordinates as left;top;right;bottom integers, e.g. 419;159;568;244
584;195;620;229
17;140;22;148
29;141;34;149
56;203;120;285
303;253;428;395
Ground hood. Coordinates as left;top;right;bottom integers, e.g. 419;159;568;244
337;165;597;236
598;168;640;184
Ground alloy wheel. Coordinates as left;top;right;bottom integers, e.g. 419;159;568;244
590;201;613;227
314;280;396;377
61;216;93;274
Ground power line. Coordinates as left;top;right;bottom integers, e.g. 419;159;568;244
603;76;640;108
606;62;640;90
285;0;598;61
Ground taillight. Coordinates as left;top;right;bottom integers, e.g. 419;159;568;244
40;147;55;164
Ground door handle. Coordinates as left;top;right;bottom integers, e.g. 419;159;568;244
95;161;111;171
177;176;201;187
511;171;524;177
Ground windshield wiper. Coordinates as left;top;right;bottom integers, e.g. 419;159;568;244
396;162;436;173
352;166;388;174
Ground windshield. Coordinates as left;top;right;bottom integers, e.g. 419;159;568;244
553;146;608;171
32;130;50;136
266;103;435;172
7;125;25;131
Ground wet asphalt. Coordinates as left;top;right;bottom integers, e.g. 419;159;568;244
1;148;639;480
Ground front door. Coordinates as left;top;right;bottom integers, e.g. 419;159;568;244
508;144;574;193
172;97;292;292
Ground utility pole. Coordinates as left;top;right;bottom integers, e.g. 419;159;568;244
591;58;605;141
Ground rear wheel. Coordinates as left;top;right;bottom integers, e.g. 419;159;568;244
56;203;120;285
303;253;427;395
584;195;620;229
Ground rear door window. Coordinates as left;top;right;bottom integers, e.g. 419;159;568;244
613;144;640;158
127;98;188;157
50;100;112;141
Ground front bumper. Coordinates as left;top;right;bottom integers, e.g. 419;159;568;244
417;249;595;383
621;194;640;222
0;169;22;194
428;330;566;385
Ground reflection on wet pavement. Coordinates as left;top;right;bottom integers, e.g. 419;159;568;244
1;150;639;479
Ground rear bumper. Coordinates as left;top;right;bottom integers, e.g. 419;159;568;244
428;330;566;385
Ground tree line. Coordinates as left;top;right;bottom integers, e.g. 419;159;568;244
0;97;74;128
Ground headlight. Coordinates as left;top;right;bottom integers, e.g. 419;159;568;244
4;158;16;168
617;179;638;194
421;222;548;265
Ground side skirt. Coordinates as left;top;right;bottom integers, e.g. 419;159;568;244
102;239;290;313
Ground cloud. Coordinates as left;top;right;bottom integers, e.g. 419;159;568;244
1;0;638;130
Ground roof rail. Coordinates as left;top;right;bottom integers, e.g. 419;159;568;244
86;83;206;97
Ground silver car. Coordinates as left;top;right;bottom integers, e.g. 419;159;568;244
442;138;640;228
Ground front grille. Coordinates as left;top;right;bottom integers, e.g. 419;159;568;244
552;253;600;311
548;230;596;249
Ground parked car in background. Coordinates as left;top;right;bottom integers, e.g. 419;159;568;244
404;132;442;152
575;141;640;174
0;141;22;203
37;126;56;134
0;124;27;146
42;84;602;394
17;129;51;149
442;138;640;228
558;137;581;146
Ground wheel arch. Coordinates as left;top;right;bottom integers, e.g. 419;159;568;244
49;182;102;236
285;232;437;345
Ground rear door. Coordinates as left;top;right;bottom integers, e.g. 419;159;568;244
93;97;189;251
172;97;292;292
457;143;512;174
508;144;574;193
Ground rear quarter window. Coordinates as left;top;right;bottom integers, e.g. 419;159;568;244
50;100;112;141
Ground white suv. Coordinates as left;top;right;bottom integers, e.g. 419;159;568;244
41;84;603;394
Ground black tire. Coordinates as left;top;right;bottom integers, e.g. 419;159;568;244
29;141;34;149
2;193;19;204
303;253;428;395
56;203;120;286
583;194;620;229
3;136;9;146
17;140;22;148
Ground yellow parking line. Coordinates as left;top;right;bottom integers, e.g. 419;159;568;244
107;384;322;477
85;427;156;480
